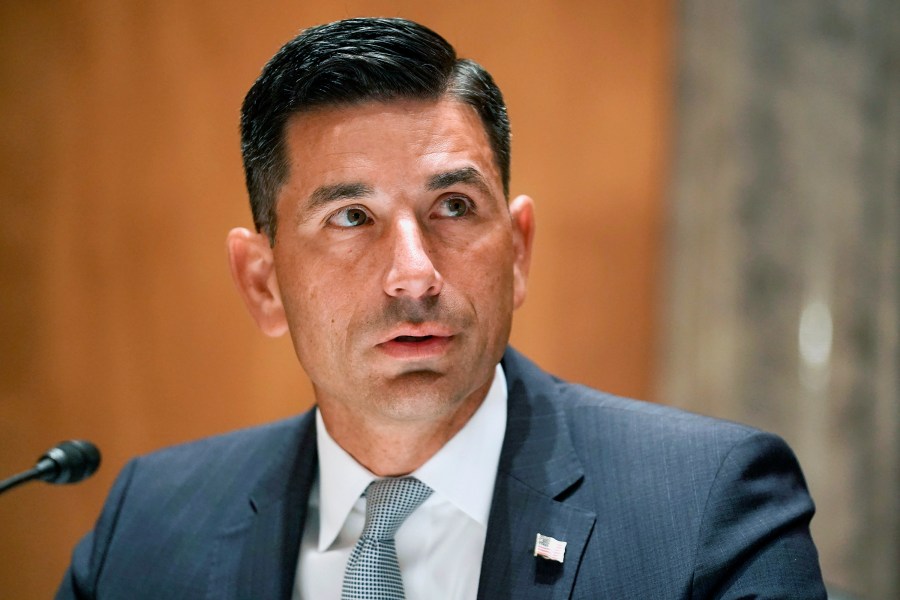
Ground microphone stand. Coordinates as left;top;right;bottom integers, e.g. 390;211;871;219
0;467;44;495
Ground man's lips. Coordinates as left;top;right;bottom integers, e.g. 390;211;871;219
375;326;456;359
377;324;456;344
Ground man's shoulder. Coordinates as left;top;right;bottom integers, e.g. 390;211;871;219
125;411;315;493
139;412;311;461
561;381;758;444
503;346;781;462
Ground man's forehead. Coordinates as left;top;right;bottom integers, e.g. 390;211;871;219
279;98;502;194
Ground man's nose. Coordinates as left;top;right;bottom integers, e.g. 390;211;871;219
383;216;443;299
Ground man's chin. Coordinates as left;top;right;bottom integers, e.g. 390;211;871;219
373;366;493;417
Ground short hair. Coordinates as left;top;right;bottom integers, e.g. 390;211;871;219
240;17;511;242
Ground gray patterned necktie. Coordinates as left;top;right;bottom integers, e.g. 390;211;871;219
341;477;433;600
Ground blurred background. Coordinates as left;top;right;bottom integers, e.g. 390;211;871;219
0;1;896;598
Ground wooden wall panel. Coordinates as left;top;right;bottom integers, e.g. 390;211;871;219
0;2;671;596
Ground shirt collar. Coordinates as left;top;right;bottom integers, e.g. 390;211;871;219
314;408;375;552
315;363;508;551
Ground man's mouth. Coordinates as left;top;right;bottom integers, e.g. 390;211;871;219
377;331;454;359
394;335;435;343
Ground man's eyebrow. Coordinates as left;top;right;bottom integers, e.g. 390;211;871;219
308;182;373;209
426;167;492;196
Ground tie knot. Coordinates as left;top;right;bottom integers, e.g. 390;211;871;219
361;477;432;541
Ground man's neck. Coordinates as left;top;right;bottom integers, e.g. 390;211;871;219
315;379;493;477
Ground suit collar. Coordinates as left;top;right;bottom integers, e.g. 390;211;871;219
498;348;584;497
478;348;596;600
208;411;319;600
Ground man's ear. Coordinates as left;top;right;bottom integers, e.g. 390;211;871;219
509;195;535;309
226;228;288;337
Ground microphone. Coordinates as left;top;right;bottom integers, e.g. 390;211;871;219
0;440;102;496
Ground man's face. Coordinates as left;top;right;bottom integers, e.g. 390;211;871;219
256;99;532;428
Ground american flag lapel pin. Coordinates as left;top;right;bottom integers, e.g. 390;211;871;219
534;533;566;563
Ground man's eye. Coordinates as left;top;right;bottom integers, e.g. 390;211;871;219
328;206;371;227
436;196;472;218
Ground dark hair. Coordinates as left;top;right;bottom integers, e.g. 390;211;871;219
240;17;511;242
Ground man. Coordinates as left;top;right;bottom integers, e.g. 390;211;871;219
57;17;826;599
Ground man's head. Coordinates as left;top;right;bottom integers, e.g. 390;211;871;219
240;17;511;243
227;18;533;470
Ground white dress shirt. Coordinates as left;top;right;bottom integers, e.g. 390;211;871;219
294;363;508;600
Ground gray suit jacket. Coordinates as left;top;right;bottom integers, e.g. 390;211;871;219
57;348;826;598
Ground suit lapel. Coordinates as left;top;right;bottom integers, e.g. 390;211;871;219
478;349;597;600
207;411;318;600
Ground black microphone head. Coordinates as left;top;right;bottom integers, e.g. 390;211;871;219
36;440;102;485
